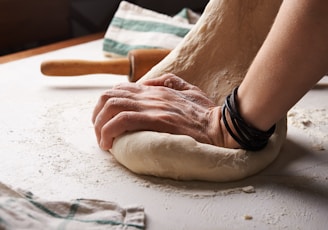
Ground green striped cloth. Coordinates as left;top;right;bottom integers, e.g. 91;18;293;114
0;182;145;229
103;1;199;57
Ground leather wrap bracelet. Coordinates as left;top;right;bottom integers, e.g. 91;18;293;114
222;87;276;151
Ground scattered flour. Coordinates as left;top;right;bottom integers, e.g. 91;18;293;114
33;100;257;199
288;108;327;151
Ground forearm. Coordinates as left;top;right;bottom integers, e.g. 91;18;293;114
238;0;328;131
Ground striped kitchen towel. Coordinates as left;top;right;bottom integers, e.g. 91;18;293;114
103;1;200;57
0;182;145;229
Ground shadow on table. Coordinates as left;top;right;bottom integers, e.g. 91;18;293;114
131;137;328;202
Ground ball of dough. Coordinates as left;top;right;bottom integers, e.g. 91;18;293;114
110;118;286;182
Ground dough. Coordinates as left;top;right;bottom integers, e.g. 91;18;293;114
139;0;283;104
110;0;286;182
111;118;286;182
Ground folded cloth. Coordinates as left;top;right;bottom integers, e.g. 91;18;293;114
0;182;145;230
103;1;200;57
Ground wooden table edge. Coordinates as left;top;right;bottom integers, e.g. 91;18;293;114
0;32;105;64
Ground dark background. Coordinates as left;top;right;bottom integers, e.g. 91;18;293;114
0;0;209;56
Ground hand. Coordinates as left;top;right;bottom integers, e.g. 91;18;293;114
92;74;237;150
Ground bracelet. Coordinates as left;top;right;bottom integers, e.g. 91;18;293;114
221;87;275;151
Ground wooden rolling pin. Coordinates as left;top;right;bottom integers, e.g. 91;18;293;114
41;49;171;82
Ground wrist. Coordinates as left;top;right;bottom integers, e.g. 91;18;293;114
222;87;275;151
207;106;241;149
219;111;243;149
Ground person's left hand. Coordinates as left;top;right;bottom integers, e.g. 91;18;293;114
92;74;224;150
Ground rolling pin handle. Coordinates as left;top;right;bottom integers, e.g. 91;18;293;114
41;58;130;76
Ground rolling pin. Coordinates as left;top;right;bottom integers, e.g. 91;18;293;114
41;49;171;82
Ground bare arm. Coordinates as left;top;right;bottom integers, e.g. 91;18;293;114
237;0;328;131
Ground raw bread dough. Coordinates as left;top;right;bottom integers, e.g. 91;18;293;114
110;0;286;182
139;0;284;104
111;118;286;182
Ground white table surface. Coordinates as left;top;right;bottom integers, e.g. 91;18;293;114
0;40;327;230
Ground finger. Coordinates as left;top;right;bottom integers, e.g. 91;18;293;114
92;89;135;123
92;92;112;124
99;112;182;150
94;98;140;144
142;73;176;86
144;74;199;91
112;82;143;93
99;111;156;150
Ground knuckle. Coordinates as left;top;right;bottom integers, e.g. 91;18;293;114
100;128;110;141
104;98;124;109
93;116;103;132
116;111;133;123
105;98;140;112
99;93;111;103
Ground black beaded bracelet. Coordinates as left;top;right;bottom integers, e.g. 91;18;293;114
222;87;275;151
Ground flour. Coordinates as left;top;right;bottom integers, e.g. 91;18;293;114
17;99;256;199
288;108;327;151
